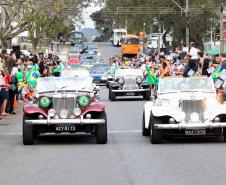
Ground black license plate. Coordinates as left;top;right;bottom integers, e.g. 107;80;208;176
55;125;76;132
185;129;206;136
126;92;135;96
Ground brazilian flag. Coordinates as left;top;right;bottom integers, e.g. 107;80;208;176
211;66;222;82
26;64;41;88
146;65;158;86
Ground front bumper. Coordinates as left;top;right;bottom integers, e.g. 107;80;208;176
154;122;226;129
25;118;105;125
112;89;149;93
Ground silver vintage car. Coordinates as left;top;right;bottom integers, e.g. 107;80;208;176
108;68;151;101
142;77;226;144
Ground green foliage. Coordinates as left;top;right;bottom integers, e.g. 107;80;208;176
92;0;220;48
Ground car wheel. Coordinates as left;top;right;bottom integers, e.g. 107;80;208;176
143;90;151;100
96;112;107;144
109;87;116;101
23;114;35;145
142;112;150;136
150;115;162;144
223;128;226;142
106;81;109;88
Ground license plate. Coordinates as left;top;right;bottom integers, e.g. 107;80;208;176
55;125;76;132
185;129;206;136
126;92;135;96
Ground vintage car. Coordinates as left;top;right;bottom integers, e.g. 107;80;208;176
142;77;226;144
23;76;107;145
108;68;151;101
89;66;108;83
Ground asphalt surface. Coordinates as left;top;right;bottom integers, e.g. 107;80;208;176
1;42;226;185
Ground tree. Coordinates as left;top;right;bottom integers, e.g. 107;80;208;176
92;0;220;49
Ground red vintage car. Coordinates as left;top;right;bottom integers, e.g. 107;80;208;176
67;47;81;64
23;76;107;145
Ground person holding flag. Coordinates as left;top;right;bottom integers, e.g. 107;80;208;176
26;61;41;89
146;65;158;87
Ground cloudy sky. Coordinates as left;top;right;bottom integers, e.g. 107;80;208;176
81;3;103;28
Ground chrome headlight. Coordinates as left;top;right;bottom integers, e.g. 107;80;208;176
118;78;124;84
190;112;199;122
101;76;107;81
73;108;82;116
59;109;69;119
136;77;142;84
48;109;56;117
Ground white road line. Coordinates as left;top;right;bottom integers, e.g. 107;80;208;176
0;130;142;136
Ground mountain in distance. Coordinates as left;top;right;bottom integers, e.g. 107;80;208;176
81;28;100;39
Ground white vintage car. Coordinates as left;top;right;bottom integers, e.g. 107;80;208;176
142;77;226;144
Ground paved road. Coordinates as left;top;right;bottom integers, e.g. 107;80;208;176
1;42;226;185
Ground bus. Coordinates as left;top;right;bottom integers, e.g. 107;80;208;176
71;31;83;45
112;29;127;46
121;34;140;57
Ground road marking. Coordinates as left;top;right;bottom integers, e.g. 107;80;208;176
0;130;142;136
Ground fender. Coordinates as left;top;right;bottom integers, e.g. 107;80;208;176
208;104;226;120
144;101;153;129
82;102;105;115
23;104;48;117
109;81;120;88
152;106;181;122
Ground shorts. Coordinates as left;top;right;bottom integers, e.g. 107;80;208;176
0;89;7;107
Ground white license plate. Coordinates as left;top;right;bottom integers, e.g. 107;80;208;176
55;125;76;132
185;129;206;136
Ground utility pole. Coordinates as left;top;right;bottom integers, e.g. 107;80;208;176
158;21;161;57
185;0;189;50
220;0;224;54
171;0;189;50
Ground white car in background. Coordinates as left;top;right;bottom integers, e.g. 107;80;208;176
142;77;226;144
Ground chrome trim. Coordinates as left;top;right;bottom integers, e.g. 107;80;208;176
154;122;226;129
112;89;149;93
25;118;105;125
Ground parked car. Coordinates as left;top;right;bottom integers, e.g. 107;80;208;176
23;76;107;145
142;77;226;144
67;47;81;64
108;68;151;101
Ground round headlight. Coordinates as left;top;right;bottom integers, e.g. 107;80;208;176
73;108;82;116
169;118;176;124
118;78;124;84
48;109;56;117
214;117;220;123
78;96;90;107
39;97;51;108
59;109;69;119
190;112;200;122
136;77;142;84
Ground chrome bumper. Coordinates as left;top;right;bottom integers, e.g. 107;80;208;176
154;122;226;129
112;89;149;93
25;118;105;125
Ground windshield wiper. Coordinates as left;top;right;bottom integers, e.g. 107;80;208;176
159;90;181;95
180;89;215;93
38;87;93;94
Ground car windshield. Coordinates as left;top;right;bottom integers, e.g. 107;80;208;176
115;32;126;36
158;77;215;94
90;67;107;74
81;60;93;65
124;38;139;44
115;68;143;77
36;77;93;93
62;69;89;78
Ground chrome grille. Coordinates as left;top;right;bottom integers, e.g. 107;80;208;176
180;99;206;121
53;97;75;115
123;77;137;90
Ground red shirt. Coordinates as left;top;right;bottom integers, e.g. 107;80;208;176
4;73;11;85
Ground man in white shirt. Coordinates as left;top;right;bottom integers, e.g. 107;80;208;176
190;42;200;59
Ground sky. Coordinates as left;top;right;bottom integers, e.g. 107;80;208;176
81;3;103;29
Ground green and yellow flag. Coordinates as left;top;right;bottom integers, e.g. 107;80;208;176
146;65;158;86
26;64;41;88
211;66;222;82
